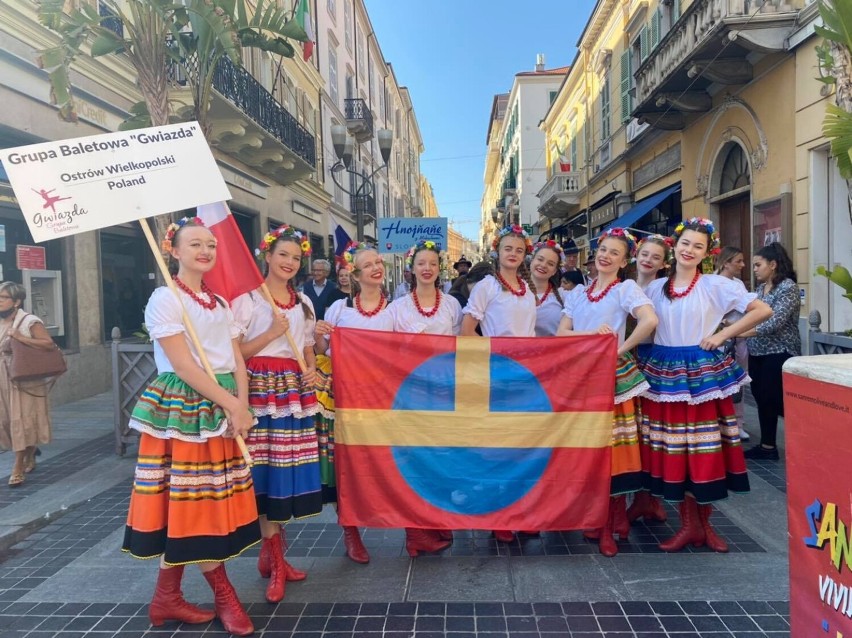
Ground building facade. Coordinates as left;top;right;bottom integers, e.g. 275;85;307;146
539;0;847;343
0;0;430;403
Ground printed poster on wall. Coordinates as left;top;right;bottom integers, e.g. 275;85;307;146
784;371;852;637
377;217;448;253
0;122;231;243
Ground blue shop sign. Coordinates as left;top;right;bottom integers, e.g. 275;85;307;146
377;217;448;253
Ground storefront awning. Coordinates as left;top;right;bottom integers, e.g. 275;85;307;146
602;184;681;234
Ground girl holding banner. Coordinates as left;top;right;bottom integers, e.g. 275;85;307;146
461;225;537;544
529;239;565;337
122;218;258;636
232;225;320;603
314;243;394;564
557;228;658;556
639;218;771;552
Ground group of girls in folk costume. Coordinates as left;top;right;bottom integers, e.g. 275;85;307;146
637;219;771;552
124;219;323;636
557;228;658;556
529;239;565;336
232;225;320;604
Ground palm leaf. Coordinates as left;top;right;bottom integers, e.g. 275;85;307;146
823;103;852;179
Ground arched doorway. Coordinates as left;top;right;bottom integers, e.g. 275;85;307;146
715;144;752;288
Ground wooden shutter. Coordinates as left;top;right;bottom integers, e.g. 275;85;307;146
620;50;631;123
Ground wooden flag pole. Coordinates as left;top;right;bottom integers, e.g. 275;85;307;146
138;218;253;466
257;283;309;373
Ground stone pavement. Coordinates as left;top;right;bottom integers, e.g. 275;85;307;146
0;393;791;637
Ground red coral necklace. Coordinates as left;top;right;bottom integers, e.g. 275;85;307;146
668;269;701;299
495;271;526;297
585;278;619;303
174;277;217;310
412;288;441;318
272;284;298;311
354;292;386;318
537;283;553;306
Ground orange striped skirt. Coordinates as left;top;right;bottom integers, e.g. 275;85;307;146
610;397;643;496
122;433;261;565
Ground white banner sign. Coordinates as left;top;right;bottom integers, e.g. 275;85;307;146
0;122;231;243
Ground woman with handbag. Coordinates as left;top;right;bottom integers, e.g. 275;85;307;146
0;282;56;487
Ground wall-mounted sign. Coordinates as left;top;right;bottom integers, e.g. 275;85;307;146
377;217;448;253
16;245;46;270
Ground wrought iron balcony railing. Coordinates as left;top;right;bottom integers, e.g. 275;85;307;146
344;98;374;129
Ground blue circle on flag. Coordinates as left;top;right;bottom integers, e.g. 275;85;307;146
391;352;553;515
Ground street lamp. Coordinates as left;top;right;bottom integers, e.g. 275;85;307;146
329;124;394;241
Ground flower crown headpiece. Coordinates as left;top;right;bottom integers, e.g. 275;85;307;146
341;240;373;272
532;238;565;258
597;227;639;258
637;233;674;260
162;216;205;252
673;217;721;253
255;224;312;260
404;239;441;271
491;224;533;254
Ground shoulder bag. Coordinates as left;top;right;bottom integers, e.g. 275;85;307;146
8;313;67;396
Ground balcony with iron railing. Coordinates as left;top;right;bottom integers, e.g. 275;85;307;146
537;171;583;219
632;0;803;129
168;54;316;186
344;98;374;144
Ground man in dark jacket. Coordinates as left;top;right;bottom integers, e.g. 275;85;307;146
302;259;338;320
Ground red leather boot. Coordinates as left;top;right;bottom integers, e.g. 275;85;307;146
627;491;668;523
258;529;304;580
698;504;729;553
405;529;452;557
434;529;454;541
148;565;215;627
342;526;370;564
598;498;618;557
202;564;254;636
659;496;705;552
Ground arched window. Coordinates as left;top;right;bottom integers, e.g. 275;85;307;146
720;144;750;194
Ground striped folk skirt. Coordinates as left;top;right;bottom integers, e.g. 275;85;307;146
122;372;260;564
639;395;749;504
314;354;337;503
610;355;647;496
246;356;323;522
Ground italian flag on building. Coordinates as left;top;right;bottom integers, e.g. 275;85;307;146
296;0;315;62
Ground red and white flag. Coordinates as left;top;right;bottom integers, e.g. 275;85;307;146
195;201;263;302
296;0;315;62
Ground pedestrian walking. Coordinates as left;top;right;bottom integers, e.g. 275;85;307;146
639;218;771;553
461;224;536;543
714;246;751;442
387;239;459;555
122;217;258;636
557;228;658;556
743;242;801;460
314;243;394;564
232;225;321;603
529;239;564;337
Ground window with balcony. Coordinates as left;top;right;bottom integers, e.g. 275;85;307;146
663;0;682;30
600;74;611;141
328;46;339;106
570;124;578;171
344;0;352;51
345;73;355;100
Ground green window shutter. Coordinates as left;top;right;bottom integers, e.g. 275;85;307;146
570;131;577;171
651;10;661;48
620;50;631;123
673;0;681;22
640;25;649;61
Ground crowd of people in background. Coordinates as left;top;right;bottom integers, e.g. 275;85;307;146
112;215;800;635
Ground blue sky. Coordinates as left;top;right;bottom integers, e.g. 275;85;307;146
366;0;598;243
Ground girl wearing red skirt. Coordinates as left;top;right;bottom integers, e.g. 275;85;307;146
640;218;771;552
557;228;658;556
233;225;321;602
123;218;258;636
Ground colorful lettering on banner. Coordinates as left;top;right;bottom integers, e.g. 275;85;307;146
785;372;852;637
332;329;617;531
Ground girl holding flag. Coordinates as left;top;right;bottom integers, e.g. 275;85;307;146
232;225;320;603
314;243;394;564
557;228;658;556
461;224;537;543
640;218;771;552
529;239;564;337
122;217;258;636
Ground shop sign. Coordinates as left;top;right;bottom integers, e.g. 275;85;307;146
16;245;46;270
522;224;533;234
0;122;231;243
589;201;616;228
377;217;448;253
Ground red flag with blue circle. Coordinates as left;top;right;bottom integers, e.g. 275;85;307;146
332;329;616;531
